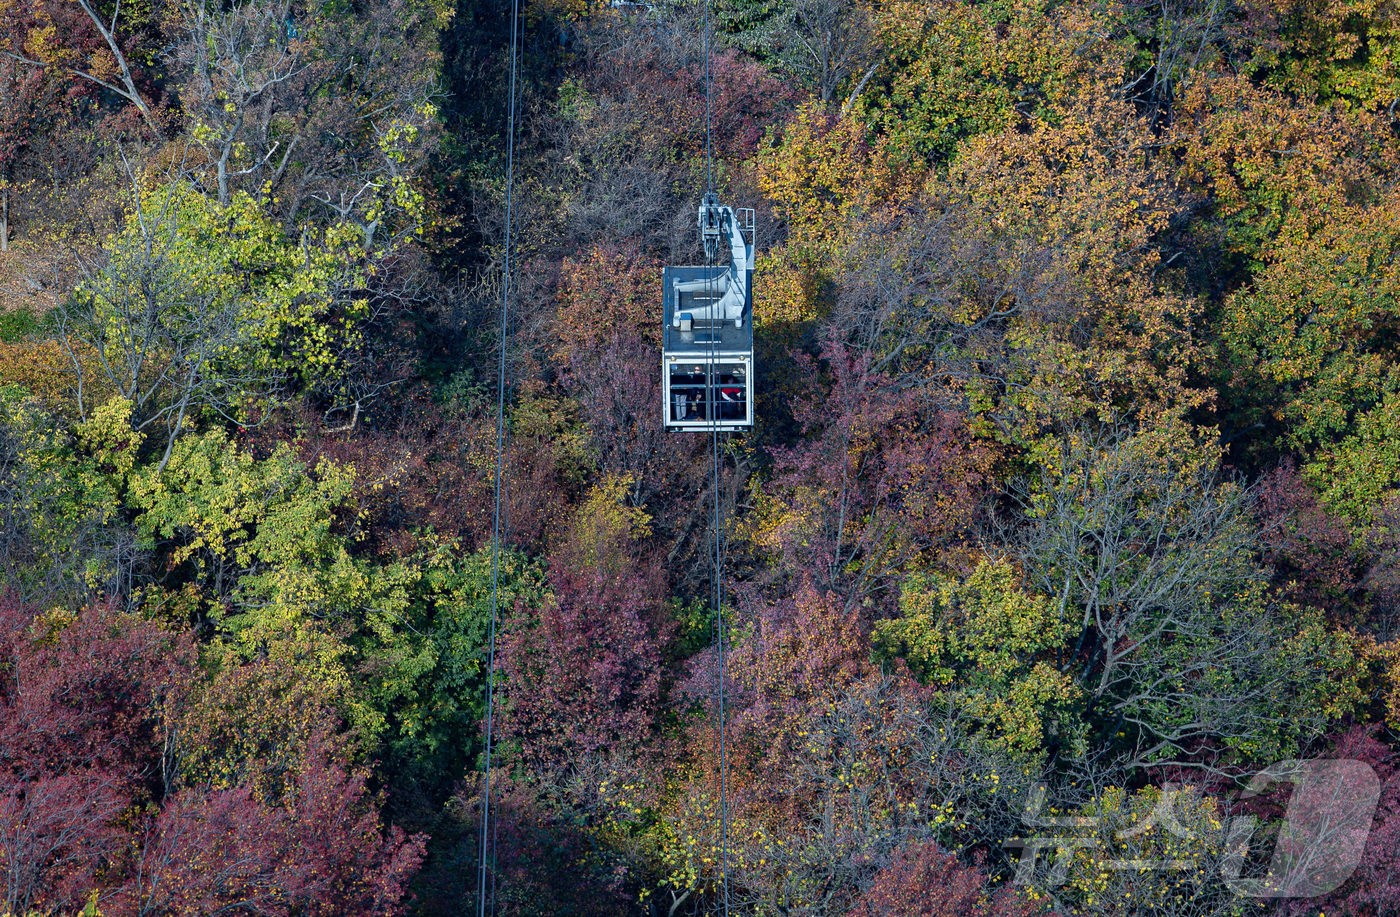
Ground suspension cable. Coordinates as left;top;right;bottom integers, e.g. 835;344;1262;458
478;0;520;914
710;338;731;917
701;0;730;912
703;0;713;197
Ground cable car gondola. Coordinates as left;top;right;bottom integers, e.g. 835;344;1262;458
662;193;755;431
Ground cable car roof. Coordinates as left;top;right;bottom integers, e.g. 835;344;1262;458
661;266;753;356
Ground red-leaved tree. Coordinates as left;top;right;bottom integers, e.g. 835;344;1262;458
1269;726;1400;917
497;474;671;768
759;340;989;614
1253;461;1360;624
0;601;192;783
0;594;192;913
498;564;667;768
0;771;124;916
115;729;425;917
848;839;1043;917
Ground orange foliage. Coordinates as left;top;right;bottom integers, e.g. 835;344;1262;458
0;338;92;410
928;86;1206;430
551;243;662;364
758;103;917;255
1173;72;1394;258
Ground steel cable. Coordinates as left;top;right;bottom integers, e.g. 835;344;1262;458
477;0;520;914
701;1;731;912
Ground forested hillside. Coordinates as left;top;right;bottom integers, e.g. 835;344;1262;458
2;0;1400;913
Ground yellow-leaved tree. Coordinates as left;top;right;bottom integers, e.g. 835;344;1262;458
59;181;370;471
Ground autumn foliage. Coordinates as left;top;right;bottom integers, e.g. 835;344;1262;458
4;0;1400;913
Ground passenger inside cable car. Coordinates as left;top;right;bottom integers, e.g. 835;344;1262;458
669;365;706;421
716;367;746;420
666;363;748;422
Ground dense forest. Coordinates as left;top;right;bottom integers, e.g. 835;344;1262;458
2;0;1400;912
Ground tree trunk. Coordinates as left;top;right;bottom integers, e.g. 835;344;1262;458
74;0;164;136
1;182;9;251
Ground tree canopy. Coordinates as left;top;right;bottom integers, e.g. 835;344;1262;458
1;0;1399;914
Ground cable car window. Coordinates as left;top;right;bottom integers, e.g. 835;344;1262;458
715;363;746;420
670;364;708;422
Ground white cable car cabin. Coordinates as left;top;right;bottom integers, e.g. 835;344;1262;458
663;194;755;431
